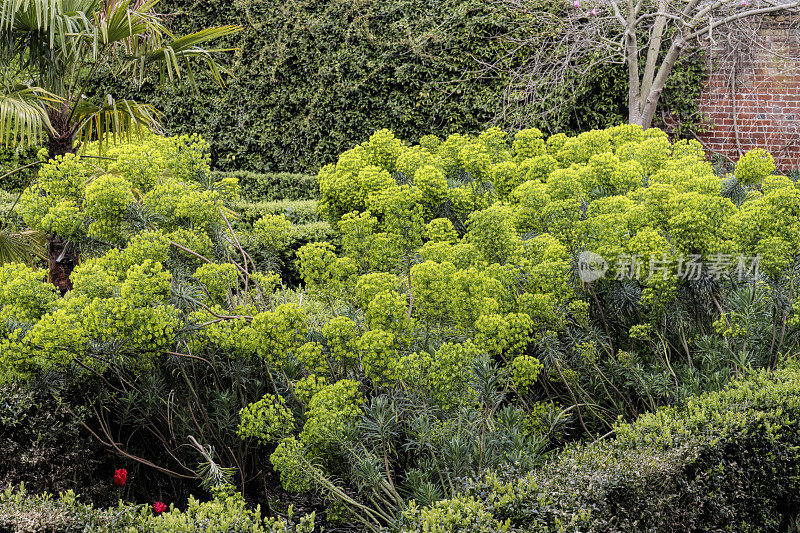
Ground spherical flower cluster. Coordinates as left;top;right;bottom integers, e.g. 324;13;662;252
237;394;295;445
735;148;775;186
299;380;364;452
511;355;544;392
84;174;135;244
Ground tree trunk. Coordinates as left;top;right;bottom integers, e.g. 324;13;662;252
629;108;646;128
47;234;78;294
636;38;687;130
45;114;80;294
47;134;78;161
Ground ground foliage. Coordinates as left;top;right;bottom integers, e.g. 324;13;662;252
0;126;798;530
0;483;315;532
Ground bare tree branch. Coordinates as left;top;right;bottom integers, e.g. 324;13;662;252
495;0;800;130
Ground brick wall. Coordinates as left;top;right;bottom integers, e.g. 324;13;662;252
695;14;800;170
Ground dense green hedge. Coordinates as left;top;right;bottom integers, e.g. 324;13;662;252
91;0;705;173
231;198;332;286
212;171;318;202
230;199;319;227
403;362;800;532
222;172;327;284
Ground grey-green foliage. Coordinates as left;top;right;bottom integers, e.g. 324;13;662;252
278;357;562;530
402;362;800;532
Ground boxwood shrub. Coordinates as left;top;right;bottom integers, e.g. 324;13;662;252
211;171;318;202
0;484;315;533
230;199;320;227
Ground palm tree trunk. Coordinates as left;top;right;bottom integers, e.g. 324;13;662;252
47;234;78;294
45;116;80;294
47;134;78;160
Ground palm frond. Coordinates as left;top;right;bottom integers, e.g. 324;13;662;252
72;95;161;148
1;0;60;32
0;86;55;147
2;0;239;153
95;0;165;50
0;228;46;265
2;0;99;54
142;25;241;87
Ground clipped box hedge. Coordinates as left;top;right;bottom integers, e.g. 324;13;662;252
229;199;320;228
402;362;800;532
211;171;318;202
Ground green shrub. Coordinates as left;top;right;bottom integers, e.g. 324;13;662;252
213;171;318;202
134;486;316;533
0;485;143;533
4;126;798;532
19;135;226;248
403;362;800;532
237;394;295;445
0;146;38;193
236;219;333;287
0;189;23;229
227;198;326;285
230;199;320;227
0;384;114;507
290;221;333;245
735;148;776;185
92;0;705;173
0;484;316;533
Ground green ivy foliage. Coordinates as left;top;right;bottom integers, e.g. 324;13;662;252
0;147;39;193
88;0;706;173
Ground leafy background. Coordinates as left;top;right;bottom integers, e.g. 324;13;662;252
89;0;707;173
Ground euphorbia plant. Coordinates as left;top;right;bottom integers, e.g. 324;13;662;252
0;0;239;291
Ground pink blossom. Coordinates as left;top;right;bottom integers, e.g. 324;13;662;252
573;0;580;7
590;8;598;15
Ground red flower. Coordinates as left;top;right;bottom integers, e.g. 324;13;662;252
153;501;168;515
113;468;127;487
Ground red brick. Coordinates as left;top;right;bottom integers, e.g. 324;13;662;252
696;16;800;170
